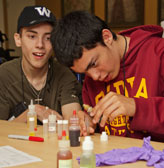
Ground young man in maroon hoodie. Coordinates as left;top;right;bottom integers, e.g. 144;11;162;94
51;11;164;142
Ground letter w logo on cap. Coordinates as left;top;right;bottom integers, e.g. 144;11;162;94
35;7;51;17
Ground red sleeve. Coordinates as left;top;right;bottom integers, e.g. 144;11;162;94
131;97;164;135
131;43;164;139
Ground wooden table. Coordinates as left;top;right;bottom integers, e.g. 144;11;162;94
0;120;163;168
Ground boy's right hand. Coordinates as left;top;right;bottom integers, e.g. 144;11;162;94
78;110;96;136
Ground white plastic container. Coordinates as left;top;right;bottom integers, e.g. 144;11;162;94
80;136;96;168
27;99;37;132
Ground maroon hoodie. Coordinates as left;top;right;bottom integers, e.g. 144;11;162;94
82;25;164;142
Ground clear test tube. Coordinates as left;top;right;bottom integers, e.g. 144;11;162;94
85;116;90;135
63;120;69;140
43;119;48;140
29;117;35;136
57;120;63;140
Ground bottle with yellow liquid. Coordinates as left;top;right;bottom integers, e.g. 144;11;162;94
80;136;96;168
27;99;37;136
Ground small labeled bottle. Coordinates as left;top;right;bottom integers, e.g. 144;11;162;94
48;112;56;135
28;117;35;136
27;99;37;131
80;136;96;168
57;131;72;168
69;110;80;147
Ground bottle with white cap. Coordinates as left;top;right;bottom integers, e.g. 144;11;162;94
80;136;96;168
27;99;37;133
48;111;56;134
100;131;108;141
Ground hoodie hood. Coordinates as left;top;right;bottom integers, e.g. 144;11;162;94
118;25;164;67
119;25;163;38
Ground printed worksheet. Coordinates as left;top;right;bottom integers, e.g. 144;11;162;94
0;146;42;167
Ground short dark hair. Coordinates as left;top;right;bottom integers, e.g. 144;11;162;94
51;10;117;67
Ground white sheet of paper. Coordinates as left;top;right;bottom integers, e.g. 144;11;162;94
0;145;42;167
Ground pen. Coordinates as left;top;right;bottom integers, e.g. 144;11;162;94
8;135;44;142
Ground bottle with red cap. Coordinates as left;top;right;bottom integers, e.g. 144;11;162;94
57;130;72;168
69;110;80;147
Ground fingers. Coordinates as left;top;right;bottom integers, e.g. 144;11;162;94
78;111;86;136
35;105;63;122
89;127;95;134
91;92;115;125
90;92;115;117
100;101;120;126
78;110;95;136
90;92;136;127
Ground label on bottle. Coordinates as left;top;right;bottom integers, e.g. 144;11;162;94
29;117;34;121
59;159;72;168
27;115;37;129
49;126;56;132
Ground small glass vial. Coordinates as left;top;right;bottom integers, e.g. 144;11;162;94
57;120;63;140
69;110;80;147
48;113;56;135
28;117;35;136
57;139;72;168
80;136;96;168
63;120;69;140
43;119;48;140
85;116;90;135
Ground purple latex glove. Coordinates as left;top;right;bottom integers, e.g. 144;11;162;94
154;160;164;168
95;146;145;166
77;136;164;167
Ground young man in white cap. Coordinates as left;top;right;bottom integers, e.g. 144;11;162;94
0;6;82;123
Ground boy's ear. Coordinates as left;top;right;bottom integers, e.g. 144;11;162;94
102;29;113;46
14;33;21;47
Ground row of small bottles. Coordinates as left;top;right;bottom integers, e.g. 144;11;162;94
57;132;96;168
27;99;57;136
56;111;96;167
26;100;96;167
26;99;80;147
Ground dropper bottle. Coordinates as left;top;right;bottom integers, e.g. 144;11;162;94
27;99;37;135
57;130;72;168
80;136;96;168
69;110;80;147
